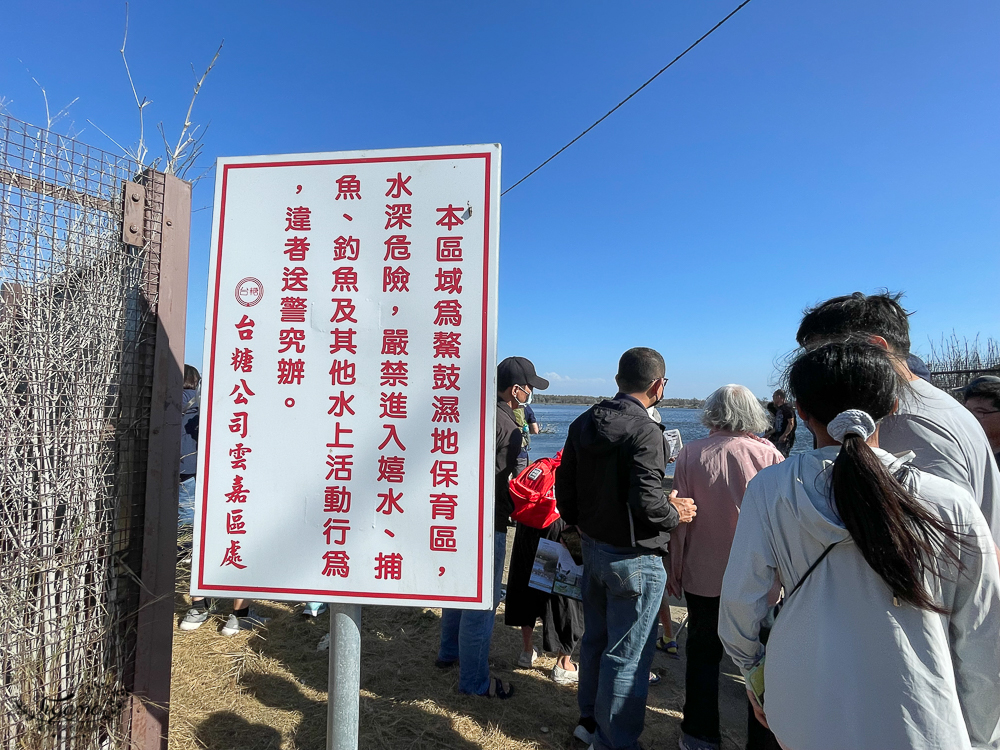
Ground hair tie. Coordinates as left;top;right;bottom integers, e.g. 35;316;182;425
827;409;877;443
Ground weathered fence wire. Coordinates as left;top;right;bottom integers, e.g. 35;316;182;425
0;114;162;749
926;335;1000;394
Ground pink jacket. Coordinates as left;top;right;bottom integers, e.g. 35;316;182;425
669;431;783;597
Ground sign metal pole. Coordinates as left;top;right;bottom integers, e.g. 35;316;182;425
327;604;362;750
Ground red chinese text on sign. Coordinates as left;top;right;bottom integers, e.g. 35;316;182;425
195;145;499;610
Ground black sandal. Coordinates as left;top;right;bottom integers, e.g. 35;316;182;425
485;676;515;699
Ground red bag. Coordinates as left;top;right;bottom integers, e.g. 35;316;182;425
509;451;562;529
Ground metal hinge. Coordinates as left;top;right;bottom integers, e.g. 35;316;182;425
122;180;146;246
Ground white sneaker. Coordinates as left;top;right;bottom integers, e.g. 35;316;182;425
516;647;537;668
220;611;270;636
179;605;212;631
573;724;595;745
551;662;579;685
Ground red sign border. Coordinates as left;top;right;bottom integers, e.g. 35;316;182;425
198;151;494;603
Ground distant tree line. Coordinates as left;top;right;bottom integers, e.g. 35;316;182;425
533;394;706;409
531;394;605;405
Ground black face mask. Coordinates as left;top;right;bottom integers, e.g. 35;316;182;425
650;379;664;408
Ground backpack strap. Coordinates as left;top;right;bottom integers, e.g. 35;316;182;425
787;540;841;600
782;461;910;604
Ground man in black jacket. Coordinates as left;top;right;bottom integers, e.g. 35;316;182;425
437;356;547;699
557;347;696;750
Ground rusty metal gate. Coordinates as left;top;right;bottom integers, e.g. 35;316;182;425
0;115;189;749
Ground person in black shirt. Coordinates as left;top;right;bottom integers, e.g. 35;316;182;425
556;347;696;748
767;389;796;458
436;356;548;699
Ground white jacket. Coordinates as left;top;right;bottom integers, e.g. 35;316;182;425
719;446;1000;750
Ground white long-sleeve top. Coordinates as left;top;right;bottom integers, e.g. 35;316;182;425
719;446;1000;750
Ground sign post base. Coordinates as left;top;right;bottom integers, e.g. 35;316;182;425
327;603;362;750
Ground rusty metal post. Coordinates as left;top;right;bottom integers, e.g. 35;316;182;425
129;173;191;748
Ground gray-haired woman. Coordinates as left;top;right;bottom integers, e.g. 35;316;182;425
669;385;784;750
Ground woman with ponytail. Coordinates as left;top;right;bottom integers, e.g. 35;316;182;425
718;341;1000;750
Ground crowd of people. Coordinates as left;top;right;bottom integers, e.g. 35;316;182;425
462;291;1000;750
176;290;1000;750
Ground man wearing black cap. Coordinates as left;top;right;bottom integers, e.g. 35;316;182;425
556;347;696;749
436;356;548;699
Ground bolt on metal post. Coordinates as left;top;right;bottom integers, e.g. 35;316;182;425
327;604;362;750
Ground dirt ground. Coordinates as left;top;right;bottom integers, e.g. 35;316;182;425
169;540;751;749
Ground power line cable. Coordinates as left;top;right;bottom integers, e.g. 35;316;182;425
501;0;754;196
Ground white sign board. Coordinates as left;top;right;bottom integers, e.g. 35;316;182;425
192;145;500;609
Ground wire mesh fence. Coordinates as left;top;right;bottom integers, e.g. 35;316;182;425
0;115;163;749
926;336;1000;394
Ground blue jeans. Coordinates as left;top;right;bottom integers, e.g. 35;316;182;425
578;533;666;750
178;476;196;527
438;531;507;695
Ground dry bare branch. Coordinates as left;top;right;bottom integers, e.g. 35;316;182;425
163;41;224;178
925;334;1000;392
82;7;222;178
119;2;151;166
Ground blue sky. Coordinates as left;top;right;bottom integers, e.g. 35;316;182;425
2;1;997;398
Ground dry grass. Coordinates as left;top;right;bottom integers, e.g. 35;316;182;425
169;537;750;750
